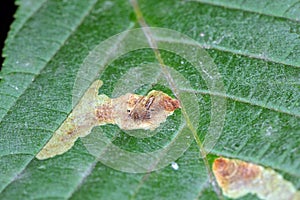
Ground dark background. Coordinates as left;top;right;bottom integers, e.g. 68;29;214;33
0;0;18;70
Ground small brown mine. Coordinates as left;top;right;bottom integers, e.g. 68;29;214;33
212;157;300;200
36;80;181;160
111;90;181;131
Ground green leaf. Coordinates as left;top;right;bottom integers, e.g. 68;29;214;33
0;0;299;199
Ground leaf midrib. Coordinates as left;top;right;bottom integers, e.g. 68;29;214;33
129;0;222;198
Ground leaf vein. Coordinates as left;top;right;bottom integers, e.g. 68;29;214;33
188;0;300;22
181;88;300;117
0;0;100;193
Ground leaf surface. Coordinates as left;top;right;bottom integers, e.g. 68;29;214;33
0;0;299;199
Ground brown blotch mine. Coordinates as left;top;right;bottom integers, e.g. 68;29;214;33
36;80;181;160
212;157;300;200
213;157;261;191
